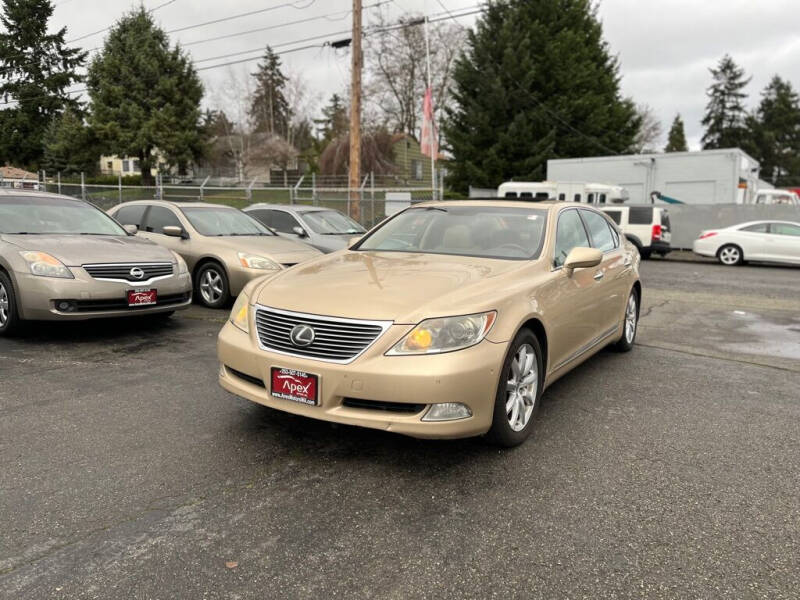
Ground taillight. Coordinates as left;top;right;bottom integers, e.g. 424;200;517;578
651;224;662;242
698;232;718;240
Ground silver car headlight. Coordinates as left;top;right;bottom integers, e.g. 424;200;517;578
387;311;497;355
171;252;188;274
229;292;250;333
19;251;74;279
237;252;281;270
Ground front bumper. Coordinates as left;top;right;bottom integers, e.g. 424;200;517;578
15;268;192;321
217;320;508;439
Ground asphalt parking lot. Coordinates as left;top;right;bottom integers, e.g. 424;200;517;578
2;259;799;599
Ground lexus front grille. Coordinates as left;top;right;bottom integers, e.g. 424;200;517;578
254;306;391;363
83;262;174;282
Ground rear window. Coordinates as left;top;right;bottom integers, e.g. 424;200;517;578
659;210;671;232
628;206;654;225
114;204;147;228
741;223;768;233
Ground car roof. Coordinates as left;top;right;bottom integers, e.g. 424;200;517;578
412;199;562;210
244;203;325;212
0;188;81;202
116;199;237;210
731;220;800;227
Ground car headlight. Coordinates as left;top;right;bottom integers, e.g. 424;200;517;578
172;252;188;274
19;251;74;279
230;292;249;333
387;311;497;355
237;252;280;270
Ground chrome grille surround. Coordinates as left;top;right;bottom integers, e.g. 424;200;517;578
254;305;393;364
83;262;174;283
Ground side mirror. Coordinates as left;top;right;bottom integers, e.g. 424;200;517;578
292;225;307;238
563;247;602;273
123;224;138;235
163;225;187;239
348;236;362;247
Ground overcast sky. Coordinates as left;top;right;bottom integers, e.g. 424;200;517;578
51;0;800;152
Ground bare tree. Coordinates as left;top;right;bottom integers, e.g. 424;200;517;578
207;66;255;181
632;103;663;153
365;10;466;141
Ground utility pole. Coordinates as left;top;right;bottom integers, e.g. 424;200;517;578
348;0;362;223
424;16;436;201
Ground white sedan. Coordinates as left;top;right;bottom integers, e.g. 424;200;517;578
693;220;800;266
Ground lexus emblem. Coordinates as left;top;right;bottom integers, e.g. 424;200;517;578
289;324;315;347
129;267;145;280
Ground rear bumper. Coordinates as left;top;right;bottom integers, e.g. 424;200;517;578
692;238;717;258
646;240;671;254
15;268;192;320
217;320;508;439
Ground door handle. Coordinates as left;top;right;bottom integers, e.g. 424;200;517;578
593;270;604;281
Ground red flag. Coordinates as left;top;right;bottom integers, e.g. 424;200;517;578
421;86;438;158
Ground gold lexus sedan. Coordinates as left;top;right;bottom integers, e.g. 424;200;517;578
109;201;322;308
217;200;641;446
0;190;192;336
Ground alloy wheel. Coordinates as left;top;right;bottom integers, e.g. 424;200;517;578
719;246;740;265
0;281;8;327
625;293;637;344
200;269;224;304
505;343;538;432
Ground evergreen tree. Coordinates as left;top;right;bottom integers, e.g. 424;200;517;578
87;8;204;185
315;93;348;142
249;46;290;137
744;76;800;185
443;0;639;192
664;114;688;152
0;0;86;168
41;108;98;174
701;55;750;149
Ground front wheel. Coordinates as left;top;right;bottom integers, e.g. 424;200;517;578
486;330;544;447
195;263;230;309
0;271;22;336
717;244;743;266
614;289;639;352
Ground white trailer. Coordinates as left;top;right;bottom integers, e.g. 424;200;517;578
497;181;629;203
547;148;760;205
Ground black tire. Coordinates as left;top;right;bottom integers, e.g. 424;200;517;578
194;262;230;309
640;249;652;260
486;330;544;448
0;271;22;336
614;288;639;352
717;244;744;266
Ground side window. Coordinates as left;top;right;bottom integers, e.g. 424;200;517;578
599;193;607;204
143;206;182;234
558;193;566;201
604;210;622;225
628;207;653;225
608;222;620;247
554;210;591;268
587;193;595;203
581;209;616;252
247;210;272;228
269;210;301;234
740;223;768;233
113;205;147;228
771;223;800;236
573;193;581;203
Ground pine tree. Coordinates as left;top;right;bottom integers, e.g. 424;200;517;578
87;8;204;185
315;93;348;143
701;55;750;149
745;76;800;185
443;0;639;192
249;46;290;137
0;0;86;168
664;114;688;152
41;108;98;175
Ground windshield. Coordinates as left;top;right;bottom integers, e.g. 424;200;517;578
0;196;127;235
303;210;366;235
357;205;548;259
181;207;274;236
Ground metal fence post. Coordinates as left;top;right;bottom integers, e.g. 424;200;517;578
118;172;122;205
246;178;256;201
370;171;375;227
292;175;305;205
312;172;317;206
40;170;46;193
57;171;61;195
80;172;86;201
199;175;210;201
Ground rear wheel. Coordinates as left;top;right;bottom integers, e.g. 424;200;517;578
486;330;544;447
614;289;639;352
0;272;22;336
717;244;743;266
195;263;230;309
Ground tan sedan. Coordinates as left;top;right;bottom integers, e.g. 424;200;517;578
0;190;191;335
109;201;322;308
217;200;641;446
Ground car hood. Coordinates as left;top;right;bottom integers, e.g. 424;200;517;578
311;234;354;252
208;235;322;263
1;234;174;265
254;250;527;323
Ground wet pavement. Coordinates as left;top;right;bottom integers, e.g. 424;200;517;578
1;260;799;599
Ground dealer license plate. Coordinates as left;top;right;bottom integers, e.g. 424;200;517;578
128;289;157;306
270;367;318;406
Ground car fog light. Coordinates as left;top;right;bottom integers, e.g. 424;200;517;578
422;402;472;422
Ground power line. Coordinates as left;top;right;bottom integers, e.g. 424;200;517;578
167;0;315;34
66;0;178;43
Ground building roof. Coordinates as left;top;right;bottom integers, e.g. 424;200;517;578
0;166;37;180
